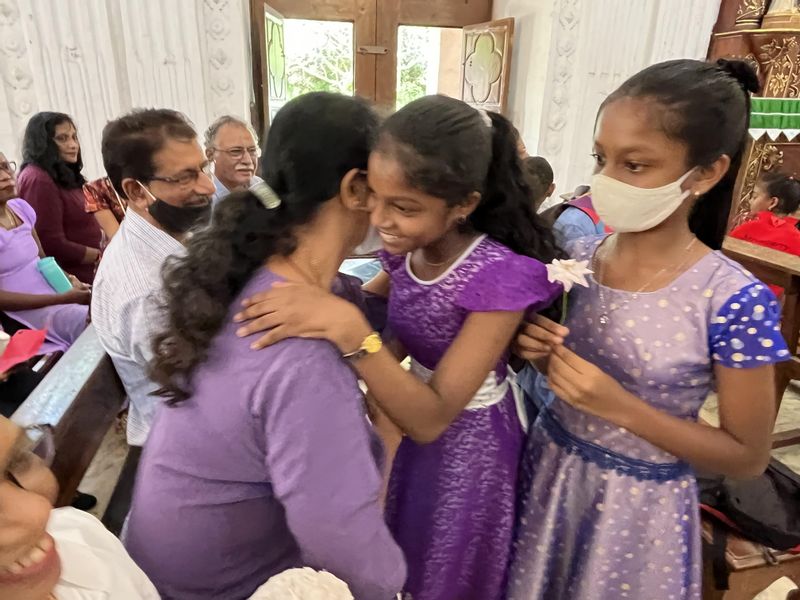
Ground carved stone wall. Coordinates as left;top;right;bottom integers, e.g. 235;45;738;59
0;0;252;178
536;0;722;196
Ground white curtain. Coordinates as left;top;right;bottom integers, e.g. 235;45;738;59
0;0;253;179
537;0;722;197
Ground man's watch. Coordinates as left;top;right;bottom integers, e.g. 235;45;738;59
343;332;382;362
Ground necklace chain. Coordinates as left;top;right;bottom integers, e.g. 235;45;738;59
0;206;18;230
593;235;698;327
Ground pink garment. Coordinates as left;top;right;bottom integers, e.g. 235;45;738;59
0;199;87;352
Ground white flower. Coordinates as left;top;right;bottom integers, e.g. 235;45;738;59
546;259;593;292
249;568;354;600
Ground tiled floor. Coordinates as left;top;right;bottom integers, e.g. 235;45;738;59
79;423;128;519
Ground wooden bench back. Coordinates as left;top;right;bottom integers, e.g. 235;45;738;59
12;325;126;507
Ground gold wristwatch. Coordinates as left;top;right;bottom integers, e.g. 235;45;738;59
343;332;382;362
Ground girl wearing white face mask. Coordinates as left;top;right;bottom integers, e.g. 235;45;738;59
507;59;791;600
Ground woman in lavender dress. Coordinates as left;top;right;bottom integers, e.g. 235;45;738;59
508;59;789;600
125;94;405;600
235;96;562;600
0;151;89;354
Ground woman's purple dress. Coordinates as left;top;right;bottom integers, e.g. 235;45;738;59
380;235;561;600
0;199;87;352
507;236;790;600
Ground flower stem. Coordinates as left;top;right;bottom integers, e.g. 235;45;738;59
560;291;569;324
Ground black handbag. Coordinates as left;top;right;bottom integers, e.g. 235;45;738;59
698;458;800;589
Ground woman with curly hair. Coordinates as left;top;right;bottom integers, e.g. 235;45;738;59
123;93;405;600
17;112;102;283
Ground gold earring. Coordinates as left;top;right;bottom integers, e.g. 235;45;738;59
693;191;702;197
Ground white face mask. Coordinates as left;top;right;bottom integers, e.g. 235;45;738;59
591;169;695;233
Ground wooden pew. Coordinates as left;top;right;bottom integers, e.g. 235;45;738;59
11;325;126;507
722;237;800;449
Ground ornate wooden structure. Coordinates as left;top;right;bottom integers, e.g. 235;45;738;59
710;2;800;224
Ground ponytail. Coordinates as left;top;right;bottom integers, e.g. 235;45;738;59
378;95;562;264
149;92;379;404
688;151;742;249
759;171;800;215
469;112;561;263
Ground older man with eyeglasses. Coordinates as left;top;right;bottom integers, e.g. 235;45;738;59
204;115;264;207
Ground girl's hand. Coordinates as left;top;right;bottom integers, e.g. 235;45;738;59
234;282;373;353
512;314;569;361
547;344;632;426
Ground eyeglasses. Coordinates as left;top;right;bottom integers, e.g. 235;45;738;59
150;163;213;188
3;424;55;489
213;146;261;161
0;161;17;175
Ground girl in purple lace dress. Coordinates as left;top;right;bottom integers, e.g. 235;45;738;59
508;59;789;600
235;96;562;600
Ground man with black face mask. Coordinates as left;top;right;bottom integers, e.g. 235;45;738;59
90;109;214;529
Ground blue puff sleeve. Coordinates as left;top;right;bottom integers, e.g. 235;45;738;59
709;282;791;368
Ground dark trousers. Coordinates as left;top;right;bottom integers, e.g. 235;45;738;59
102;445;142;537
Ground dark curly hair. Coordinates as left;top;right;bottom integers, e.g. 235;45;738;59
150;93;380;404
602;58;760;249
376;95;562;264
20;112;86;189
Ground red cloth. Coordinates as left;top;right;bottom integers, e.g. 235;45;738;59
729;211;800;257
730;211;800;298
0;329;46;374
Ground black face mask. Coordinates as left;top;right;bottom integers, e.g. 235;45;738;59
136;180;212;235
147;198;211;235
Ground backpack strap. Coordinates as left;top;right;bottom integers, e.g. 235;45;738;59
567;195;612;234
707;519;730;590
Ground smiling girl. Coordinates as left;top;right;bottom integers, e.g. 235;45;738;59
235;95;562;600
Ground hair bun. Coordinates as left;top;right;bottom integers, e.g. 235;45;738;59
716;58;760;94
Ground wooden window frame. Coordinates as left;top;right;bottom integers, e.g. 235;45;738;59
249;0;492;131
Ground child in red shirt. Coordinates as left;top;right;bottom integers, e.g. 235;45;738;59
730;172;800;256
730;172;800;297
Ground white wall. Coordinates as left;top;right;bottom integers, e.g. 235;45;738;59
496;0;721;198
0;0;254;179
492;0;556;154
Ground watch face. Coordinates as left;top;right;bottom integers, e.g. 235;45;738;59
364;334;382;353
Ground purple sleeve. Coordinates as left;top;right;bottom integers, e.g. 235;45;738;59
456;254;563;313
8;199;36;226
264;343;406;599
378;250;404;276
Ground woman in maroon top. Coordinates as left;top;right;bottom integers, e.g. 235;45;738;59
17;112;102;283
